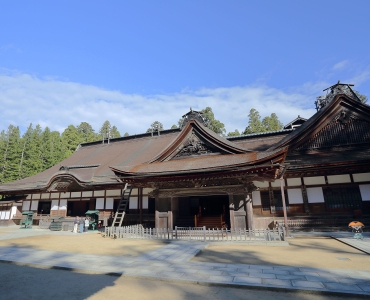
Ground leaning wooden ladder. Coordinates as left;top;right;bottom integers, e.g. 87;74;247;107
111;183;133;227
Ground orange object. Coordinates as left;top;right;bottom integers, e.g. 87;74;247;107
348;221;364;227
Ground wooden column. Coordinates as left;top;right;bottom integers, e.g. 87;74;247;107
138;187;143;224
280;178;289;236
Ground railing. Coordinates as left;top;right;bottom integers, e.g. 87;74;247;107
104;225;286;242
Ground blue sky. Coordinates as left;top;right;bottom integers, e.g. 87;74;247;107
1;0;369;135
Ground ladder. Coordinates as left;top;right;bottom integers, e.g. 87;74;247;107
111;183;133;227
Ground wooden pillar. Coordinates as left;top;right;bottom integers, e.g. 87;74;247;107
228;193;235;230
246;194;254;229
138;187;143;224
280;178;289;236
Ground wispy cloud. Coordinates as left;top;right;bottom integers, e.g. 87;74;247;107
0;44;22;54
332;60;349;71
0;71;324;135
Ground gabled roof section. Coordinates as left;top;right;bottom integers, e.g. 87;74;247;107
283;116;307;129
270;93;370;152
110;147;287;178
148;119;250;163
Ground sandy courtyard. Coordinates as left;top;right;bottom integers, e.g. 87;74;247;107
0;232;168;257
192;236;370;270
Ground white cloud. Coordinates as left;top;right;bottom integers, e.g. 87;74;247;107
0;71;319;135
332;60;349;71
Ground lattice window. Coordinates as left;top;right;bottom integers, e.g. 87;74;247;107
296;117;370;150
323;186;362;210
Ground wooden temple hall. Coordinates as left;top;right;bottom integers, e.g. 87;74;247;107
1;82;370;230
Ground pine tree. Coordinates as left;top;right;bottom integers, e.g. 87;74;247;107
77;122;97;143
200;107;226;135
2;125;22;182
18;123;33;179
262;113;283;132
227;129;241;137
62;125;81;158
243;109;264;134
111;126;121;138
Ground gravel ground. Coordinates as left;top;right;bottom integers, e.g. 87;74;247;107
192;236;370;270
0;231;168;257
0;262;360;300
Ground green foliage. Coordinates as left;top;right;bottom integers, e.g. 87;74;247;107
354;90;368;104
171;124;178;129
243;109;283;134
77;122;96;143
62;125;80;158
227;129;241;137
200;107;226;135
123;132;130;137
0;120;125;183
147;121;164;133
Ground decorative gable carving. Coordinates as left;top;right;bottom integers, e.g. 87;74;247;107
294;110;370;151
174;132;217;158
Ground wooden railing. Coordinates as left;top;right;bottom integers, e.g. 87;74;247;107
104;225;286;242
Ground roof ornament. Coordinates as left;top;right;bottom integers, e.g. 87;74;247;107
179;108;208;129
315;80;360;111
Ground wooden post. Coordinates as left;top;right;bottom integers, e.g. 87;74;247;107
280;177;289;236
139;187;143;224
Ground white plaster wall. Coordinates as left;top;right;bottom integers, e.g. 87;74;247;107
51;200;59;210
41;193;50;199
22;201;30;211
4;211;10;219
287;178;301;186
252;191;262;206
129;197;138;209
30;200;39;211
327;174;351;184
307;187;325;203
60;192;70;199
359;184;370;201
96;198;104;209
253;181;269;188
106;190;120;197
304;176;325;185
143;196;148;209
82;191;93;197
271;180;284;188
59;200;67;210
353;173;370;182
287;189;303;204
11;206;17;219
105;198;114;209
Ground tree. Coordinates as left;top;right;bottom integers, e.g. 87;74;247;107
227;129;241;137
62;125;80;158
354;90;368;104
111;126;121;138
262;113;283;132
99;120;112;139
243;109;264;134
171;124;178;129
0;125;22;182
200;107;226;135
243;109;283;134
77;122;96;143
147;121;164;133
123;132;129;137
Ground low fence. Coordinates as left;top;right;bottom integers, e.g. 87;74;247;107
104;225;286;242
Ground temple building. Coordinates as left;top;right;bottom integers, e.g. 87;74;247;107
0;82;369;230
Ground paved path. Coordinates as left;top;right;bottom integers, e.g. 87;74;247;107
1;237;369;297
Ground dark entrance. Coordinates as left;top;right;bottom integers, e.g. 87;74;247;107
38;201;51;215
67;201;90;216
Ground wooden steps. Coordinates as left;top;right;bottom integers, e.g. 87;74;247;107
197;216;222;229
